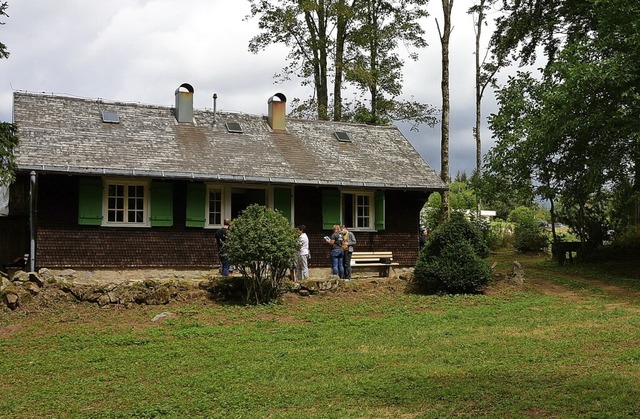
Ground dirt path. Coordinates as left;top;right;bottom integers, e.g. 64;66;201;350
522;265;640;307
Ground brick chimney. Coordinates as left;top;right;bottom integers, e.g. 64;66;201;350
175;83;194;123
267;93;287;130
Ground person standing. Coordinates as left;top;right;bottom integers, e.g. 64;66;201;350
296;225;310;280
419;227;428;250
215;218;231;277
325;224;344;278
341;225;356;280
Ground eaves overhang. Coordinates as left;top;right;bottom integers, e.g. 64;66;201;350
17;165;448;192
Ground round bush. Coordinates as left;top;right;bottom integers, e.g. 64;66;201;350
225;204;299;304
427;212;489;259
513;220;548;253
414;212;491;294
415;241;491;294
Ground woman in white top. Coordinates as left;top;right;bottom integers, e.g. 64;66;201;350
296;225;310;280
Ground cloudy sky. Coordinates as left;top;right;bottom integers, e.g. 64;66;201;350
0;0;502;177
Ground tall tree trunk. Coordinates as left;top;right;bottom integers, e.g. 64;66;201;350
438;0;454;220
333;0;356;121
474;1;484;177
334;18;346;121
304;5;329;120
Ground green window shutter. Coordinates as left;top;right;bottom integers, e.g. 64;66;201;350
78;177;103;225
322;189;340;230
274;187;292;222
150;181;173;227
186;183;206;228
375;190;385;231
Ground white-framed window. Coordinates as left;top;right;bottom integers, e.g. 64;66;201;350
342;191;375;230
206;185;225;227
103;179;150;226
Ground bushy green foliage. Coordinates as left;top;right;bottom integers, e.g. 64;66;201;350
224;205;299;305
414;212;491;294
604;226;640;258
487;220;514;250
0;122;19;186
513;219;549;253
507;206;535;224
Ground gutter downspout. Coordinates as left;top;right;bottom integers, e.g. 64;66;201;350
29;171;36;272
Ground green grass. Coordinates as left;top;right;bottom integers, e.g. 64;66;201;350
1;251;639;418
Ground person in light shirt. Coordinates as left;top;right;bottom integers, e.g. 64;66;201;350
295;225;310;280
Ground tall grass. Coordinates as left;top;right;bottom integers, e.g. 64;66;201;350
1;252;639;417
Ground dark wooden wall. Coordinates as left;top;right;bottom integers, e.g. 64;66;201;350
30;175;427;269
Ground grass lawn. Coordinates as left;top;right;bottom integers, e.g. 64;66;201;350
1;250;639;418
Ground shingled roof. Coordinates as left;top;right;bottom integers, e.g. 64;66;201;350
12;90;446;191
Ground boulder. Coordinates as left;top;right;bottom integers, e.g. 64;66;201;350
3;291;19;310
28;272;44;287
23;281;40;295
11;270;30;283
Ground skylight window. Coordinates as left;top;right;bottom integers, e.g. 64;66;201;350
335;131;351;142
225;122;243;133
101;111;120;124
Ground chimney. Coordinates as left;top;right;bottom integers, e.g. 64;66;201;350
267;93;287;130
175;83;194;123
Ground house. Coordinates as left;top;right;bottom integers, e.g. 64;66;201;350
3;84;447;272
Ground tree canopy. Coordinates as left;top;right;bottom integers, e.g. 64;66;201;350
0;2;18;186
0;2;8;59
247;0;437;128
485;0;640;238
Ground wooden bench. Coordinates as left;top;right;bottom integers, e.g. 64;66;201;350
350;251;399;277
551;241;582;266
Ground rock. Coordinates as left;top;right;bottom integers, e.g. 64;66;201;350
38;268;56;284
298;289;310;297
23;282;40;295
97;294;111;307
508;261;525;285
151;312;175;322
11;270;30;283
107;291;118;304
4;292;19;309
28;272;44;287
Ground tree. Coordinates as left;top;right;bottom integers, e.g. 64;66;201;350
0;1;8;59
248;0;437;128
248;0;334;120
0;2;17;187
468;0;502;176
344;0;435;127
436;0;453;220
487;0;640;239
0;123;18;186
224;205;299;305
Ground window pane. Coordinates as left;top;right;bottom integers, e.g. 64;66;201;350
108;185;125;223
356;194;370;228
208;189;222;225
342;193;354;228
127;186;145;224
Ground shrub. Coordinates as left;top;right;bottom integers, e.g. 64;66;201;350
414;212;491;294
507;206;536;225
513;219;549;252
487;219;514;250
224;205;299;305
